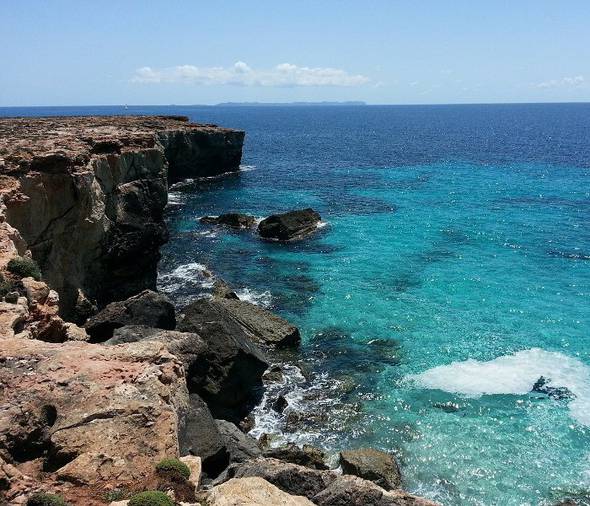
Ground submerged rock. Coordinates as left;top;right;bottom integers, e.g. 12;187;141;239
200;213;256;229
84;290;175;342
339;448;401;490
258;208;321;241
531;376;575;400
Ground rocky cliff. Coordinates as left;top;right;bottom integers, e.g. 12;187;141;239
0;116;244;321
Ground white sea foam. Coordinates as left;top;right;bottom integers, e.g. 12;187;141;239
240;164;257;172
167;191;186;206
316;220;329;229
169;178;194;190
158;262;213;293
408;348;590;425
234;287;272;307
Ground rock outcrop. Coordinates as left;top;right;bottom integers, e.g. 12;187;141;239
84;290;175;342
0;336;189;503
230;458;435;506
258;208;321;241
339;448;402;490
177;299;269;422
200;213;256;229
0;116;244;320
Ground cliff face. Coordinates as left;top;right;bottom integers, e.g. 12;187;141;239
0;116;244;321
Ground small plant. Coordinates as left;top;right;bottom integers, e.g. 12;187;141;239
104;488;127;502
155;458;191;480
26;492;68;506
128;490;174;506
7;256;42;281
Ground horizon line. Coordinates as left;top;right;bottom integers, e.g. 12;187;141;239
1;100;589;109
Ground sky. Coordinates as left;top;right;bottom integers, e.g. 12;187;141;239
1;0;589;106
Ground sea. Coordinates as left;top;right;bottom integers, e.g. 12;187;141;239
2;103;590;505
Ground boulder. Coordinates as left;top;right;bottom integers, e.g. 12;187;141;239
339;448;401;490
314;474;437;506
258;209;321;241
215;298;300;347
177;299;269;422
179;394;229;477
179;455;202;492
263;365;285;383
200;213;256;229
264;443;329;470
216;420;261;464
84;290;175;342
231;458;336;499
231;457;435;506
206;477;314;506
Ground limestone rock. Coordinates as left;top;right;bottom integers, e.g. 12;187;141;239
0;337;189;497
207;477;314;506
258;209;321;241
0;116;244;319
84;290;175;342
179;455;202;492
21;277;50;304
339;448;401;490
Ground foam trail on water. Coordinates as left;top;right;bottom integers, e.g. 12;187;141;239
234;287;272;307
407;348;590;425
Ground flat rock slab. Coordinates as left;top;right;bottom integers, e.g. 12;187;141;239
207;476;314;505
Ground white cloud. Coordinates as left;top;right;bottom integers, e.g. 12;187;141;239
131;61;370;87
536;75;585;89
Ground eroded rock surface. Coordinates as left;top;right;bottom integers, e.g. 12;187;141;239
0;116;244;319
339;447;402;490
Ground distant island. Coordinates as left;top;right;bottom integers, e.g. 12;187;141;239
215;101;367;107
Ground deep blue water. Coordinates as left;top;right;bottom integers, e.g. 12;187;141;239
3;104;590;505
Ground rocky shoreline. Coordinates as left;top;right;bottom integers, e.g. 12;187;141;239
0;116;436;505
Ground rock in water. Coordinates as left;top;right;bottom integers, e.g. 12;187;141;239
84;290;175;342
212;279;240;300
531;376;575;400
339;448;401;490
200;213;256;229
258;209;321;241
215;298;301;347
177;299;269;422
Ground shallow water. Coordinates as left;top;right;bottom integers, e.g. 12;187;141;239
5;104;590;505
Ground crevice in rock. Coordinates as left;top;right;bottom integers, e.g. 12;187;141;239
5;404;58;463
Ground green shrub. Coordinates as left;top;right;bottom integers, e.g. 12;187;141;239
128;491;174;506
7;256;42;281
26;493;67;506
104;488;127;502
155;458;191;480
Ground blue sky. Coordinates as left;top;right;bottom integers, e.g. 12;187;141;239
1;0;589;106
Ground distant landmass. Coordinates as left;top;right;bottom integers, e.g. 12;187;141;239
215;101;367;107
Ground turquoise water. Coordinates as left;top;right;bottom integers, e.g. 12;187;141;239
5;104;590;504
156;104;590;505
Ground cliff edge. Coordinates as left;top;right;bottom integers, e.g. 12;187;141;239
0;116;244;321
